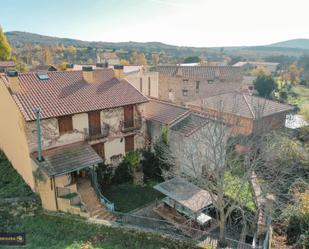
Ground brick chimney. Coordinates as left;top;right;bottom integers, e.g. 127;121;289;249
7;70;21;93
113;64;124;79
82;66;96;84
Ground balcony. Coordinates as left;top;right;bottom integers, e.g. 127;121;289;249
85;124;109;140
120;118;142;133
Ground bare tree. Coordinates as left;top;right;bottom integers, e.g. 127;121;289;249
158;94;306;246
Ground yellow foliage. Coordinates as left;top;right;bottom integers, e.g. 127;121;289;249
119;59;129;66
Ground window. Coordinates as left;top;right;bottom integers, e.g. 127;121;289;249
183;79;189;84
58;115;73;134
208;80;214;84
182;89;188;96
148;77;151;96
139;77;143;92
196;81;200;93
37;73;49;80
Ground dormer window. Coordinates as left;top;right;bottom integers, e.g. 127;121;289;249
37;73;49;80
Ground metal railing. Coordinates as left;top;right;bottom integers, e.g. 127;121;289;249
120;118;142;132
85;125;109;140
91;172;115;211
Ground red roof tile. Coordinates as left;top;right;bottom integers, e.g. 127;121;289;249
1;68;148;121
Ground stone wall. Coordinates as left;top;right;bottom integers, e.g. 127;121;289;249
25;118;85;152
158;75;245;104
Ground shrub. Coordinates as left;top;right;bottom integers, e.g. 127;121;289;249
112;159;133;184
141;148;162;182
112;151;140;184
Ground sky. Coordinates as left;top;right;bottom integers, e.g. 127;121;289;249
1;0;309;47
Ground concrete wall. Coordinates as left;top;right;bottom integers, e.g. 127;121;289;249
0;80;35;189
105;138;125;164
126;71;159;98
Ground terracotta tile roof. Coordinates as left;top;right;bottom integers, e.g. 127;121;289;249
156;65;242;81
144;99;190;125
0;61;15;67
188;92;294;119
32;142;103;176
1;68;148;121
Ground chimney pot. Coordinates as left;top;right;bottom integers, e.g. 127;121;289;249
113;64;124;79
7;70;21;92
82;66;95;84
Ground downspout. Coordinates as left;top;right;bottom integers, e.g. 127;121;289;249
35;108;43;161
53;176;58;210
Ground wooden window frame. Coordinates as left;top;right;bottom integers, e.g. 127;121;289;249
58;115;73;134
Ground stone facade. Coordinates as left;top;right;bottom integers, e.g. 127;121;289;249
26;104;147;164
158;75;245;104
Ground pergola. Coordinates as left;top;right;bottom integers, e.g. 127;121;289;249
154;177;214;226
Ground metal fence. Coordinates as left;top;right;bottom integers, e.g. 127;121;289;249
111;211;264;249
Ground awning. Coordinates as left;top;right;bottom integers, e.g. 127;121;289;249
32;142;103;176
154;177;213;213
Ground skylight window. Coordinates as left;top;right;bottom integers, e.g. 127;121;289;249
37;73;49;80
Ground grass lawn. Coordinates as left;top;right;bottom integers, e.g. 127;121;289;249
101;183;163;213
0;204;194;249
0;151;34;198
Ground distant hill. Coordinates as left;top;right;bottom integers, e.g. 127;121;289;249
269;39;309;50
5;31;309;60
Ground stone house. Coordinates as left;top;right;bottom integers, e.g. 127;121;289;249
156;65;246;104
0;65;148;216
144;99;227;177
187;92;294;136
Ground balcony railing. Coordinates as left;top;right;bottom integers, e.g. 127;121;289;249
120;118;142;132
85;124;109;140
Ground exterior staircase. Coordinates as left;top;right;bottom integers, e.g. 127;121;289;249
77;178;115;221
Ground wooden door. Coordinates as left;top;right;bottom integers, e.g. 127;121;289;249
124;105;134;128
88;111;101;136
125;135;134;153
92;142;105;159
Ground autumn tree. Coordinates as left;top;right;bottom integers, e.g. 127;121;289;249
251;66;271;76
151;53;160;65
0;25;11;60
131;51;147;66
119;59;129;66
282;64;303;85
41;45;53;65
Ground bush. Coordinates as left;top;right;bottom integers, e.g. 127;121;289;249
112;151;140;184
97;162;113;185
141;148;162;182
253;75;276;99
112;160;133;184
